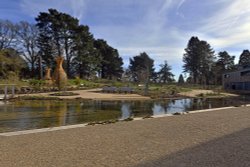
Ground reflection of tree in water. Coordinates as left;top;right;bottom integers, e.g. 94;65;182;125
182;98;192;111
152;102;166;116
0;101;69;130
191;98;205;110
74;101;121;122
41;101;68;127
2;97;247;132
131;101;154;117
164;99;190;113
121;102;131;119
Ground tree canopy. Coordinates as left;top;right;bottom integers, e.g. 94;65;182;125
238;50;250;68
178;74;185;84
2;9;250;86
0;49;27;79
183;36;215;84
129;52;155;82
157;60;174;83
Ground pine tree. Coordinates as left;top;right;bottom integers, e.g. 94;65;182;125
214;51;235;84
157;60;174;83
178;74;185;84
239;50;250;68
36;9;79;77
183;36;215;85
94;39;123;80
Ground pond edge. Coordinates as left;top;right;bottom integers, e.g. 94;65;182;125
1;104;249;137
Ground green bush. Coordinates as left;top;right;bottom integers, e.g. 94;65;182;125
29;79;45;90
73;76;81;86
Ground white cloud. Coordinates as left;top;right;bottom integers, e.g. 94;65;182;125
20;0;87;20
197;0;250;50
19;0;250;75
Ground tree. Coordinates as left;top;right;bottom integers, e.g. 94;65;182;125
214;51;235;84
199;40;216;85
183;36;215;85
183;37;201;84
157;60;174;83
217;51;235;70
16;21;39;77
129;52;154;82
71;25;100;79
0;48;27;79
0;20;17;50
238;50;250;68
178;74;185;84
129;52;154;95
94;39;123;80
36;9;79;77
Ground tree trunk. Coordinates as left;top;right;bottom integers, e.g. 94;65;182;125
31;62;35;78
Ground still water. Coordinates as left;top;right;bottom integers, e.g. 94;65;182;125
0;97;247;132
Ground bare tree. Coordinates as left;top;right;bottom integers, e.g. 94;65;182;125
16;21;39;77
0;20;17;49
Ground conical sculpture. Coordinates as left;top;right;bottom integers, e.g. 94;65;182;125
44;67;53;86
53;56;68;90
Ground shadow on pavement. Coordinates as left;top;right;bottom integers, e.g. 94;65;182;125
134;127;250;167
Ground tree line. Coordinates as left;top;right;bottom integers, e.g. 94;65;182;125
1;9;249;86
182;36;250;85
0;9;124;80
0;9;174;83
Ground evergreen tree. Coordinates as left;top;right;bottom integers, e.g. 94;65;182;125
94;39;123;80
71;25;100;79
157;60;174;83
36;9;79;77
129;52;155;82
214;51;235;84
239;50;250;68
199;40;215;85
183;36;215;85
178;74;185;84
217;51;235;70
129;52;155;95
183;37;201;84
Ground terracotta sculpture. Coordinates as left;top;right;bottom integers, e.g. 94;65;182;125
44;67;53;86
53;56;68;90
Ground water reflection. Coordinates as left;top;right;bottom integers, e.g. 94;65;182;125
121;103;131;119
0;97;248;132
152;103;166;115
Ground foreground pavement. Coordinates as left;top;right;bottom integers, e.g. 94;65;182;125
0;106;250;167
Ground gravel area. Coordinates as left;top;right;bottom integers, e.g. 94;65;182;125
178;89;238;97
0;106;250;167
18;88;151;100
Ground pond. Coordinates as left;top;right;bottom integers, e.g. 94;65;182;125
0;97;248;133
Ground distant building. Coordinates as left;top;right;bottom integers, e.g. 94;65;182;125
223;67;250;91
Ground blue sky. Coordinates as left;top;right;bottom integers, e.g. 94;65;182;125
1;0;250;79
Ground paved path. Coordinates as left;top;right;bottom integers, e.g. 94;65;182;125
1;107;250;167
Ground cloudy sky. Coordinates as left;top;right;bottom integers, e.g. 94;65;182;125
1;0;250;78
